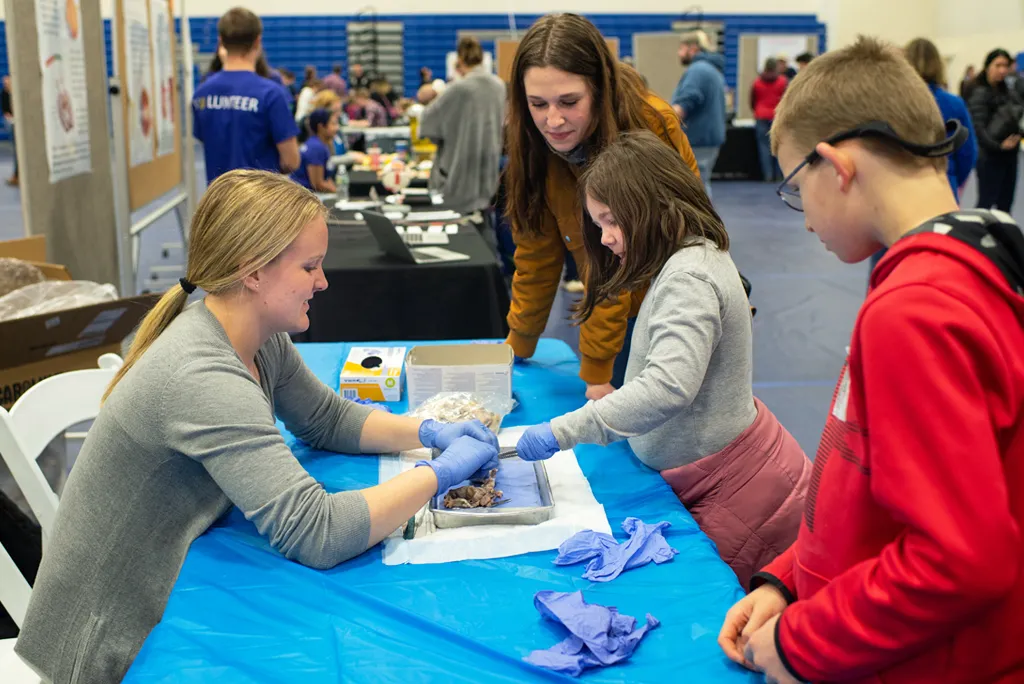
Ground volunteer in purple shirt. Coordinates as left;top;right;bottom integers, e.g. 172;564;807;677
291;109;338;192
192;8;299;184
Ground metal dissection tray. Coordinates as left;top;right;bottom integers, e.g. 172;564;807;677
430;455;555;529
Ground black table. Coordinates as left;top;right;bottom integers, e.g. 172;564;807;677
297;224;510;343
713;124;761;181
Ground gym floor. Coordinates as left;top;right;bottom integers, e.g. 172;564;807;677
0;145;1012;457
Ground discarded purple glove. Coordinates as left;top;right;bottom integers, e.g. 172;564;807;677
554;517;678;582
523;590;659;677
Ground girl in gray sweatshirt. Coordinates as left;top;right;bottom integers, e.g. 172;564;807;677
515;131;810;587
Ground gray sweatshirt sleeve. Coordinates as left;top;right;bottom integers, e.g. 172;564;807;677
161;358;371;569
550;271;722;448
418;84;460;141
268;333;374;454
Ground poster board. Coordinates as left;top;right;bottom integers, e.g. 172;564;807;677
114;0;182;211
5;0;120;286
633;33;687;105
737;34;817;121
496;38;619;83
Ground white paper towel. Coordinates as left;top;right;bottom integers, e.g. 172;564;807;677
380;426;611;565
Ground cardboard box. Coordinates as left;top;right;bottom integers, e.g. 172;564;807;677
339;346;406;402
406;343;513;408
0;236;159;409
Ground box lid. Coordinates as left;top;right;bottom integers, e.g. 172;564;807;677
0;294;159;370
408;343;513;367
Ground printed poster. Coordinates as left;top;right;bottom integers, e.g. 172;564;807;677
34;0;92;183
125;0;154;166
150;0;175;157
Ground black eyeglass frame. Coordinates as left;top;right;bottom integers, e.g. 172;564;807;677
775;119;968;212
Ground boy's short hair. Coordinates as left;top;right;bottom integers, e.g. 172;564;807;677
771;35;946;172
457;37;484;67
218;8;262;55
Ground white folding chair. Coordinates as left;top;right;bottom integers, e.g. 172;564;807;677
0;358;120;541
0;542;40;682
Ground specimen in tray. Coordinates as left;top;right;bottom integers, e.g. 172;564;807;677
443;469;508;509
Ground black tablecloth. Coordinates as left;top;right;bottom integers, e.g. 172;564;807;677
296;224;510;343
713;124;760;181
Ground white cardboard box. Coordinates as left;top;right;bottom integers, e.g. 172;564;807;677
339;346;406;402
406;344;513;408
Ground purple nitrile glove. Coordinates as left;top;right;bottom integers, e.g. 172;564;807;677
516;423;560;461
415;436;499;495
418;418;499;452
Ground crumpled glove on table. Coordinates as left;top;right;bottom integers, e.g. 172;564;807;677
524;590;660;677
554;517;678;582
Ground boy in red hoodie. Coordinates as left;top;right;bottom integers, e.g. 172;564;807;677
718;36;1024;683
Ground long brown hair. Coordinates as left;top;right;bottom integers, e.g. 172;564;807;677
505;13;666;237
103;170;325;402
905;37;946;88
576;130;730;322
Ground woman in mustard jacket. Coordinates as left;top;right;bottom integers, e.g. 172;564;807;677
503;13;700;399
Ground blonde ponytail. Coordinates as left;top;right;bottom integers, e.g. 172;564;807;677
102;169;325;403
102;283;190;402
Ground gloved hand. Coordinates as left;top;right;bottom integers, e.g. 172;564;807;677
416;436;500;494
517;423;561;461
418;419;499;452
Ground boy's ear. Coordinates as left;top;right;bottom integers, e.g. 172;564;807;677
815;142;857;193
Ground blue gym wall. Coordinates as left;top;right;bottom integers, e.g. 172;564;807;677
0;13;825;141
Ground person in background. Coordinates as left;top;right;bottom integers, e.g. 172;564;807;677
719;37;1024;684
751;57;788;182
192;8;299;184
278;68;298;109
515;131;810;588
778;55;796;80
14;170;501;683
294;78;323;124
291;109;338;193
301;65;317;90
960;64;977;101
420;66;433;86
346;88;388;128
349;63;370;91
968;48;1021;212
2;74;16;187
503;13;699;399
370;77;399;124
906;39;977;200
419;36;506;219
296;89;342;143
793;52;813;76
868;38;979;272
322;64;348;98
671;30;726;199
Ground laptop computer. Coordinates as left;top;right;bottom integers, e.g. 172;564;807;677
363;211;470;265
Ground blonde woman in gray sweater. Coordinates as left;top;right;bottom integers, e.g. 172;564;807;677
515;131;810;588
15;171;499;683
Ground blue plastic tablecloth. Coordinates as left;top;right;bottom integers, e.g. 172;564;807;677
124;339;756;683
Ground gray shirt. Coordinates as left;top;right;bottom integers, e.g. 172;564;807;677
16;302;374;684
419;67;506;215
551;241;756;470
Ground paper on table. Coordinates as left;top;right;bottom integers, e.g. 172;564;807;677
380;426;611;565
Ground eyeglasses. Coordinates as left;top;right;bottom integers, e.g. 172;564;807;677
775;119;968;213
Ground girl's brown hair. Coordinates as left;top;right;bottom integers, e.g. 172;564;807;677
576;130;730;322
504;13;666;237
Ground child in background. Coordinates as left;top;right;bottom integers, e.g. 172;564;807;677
515;130;810;589
290;109;337;193
719;37;1024;683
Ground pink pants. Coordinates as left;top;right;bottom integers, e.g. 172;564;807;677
660;398;811;589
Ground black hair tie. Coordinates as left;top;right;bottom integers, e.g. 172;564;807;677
179;277;197;294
